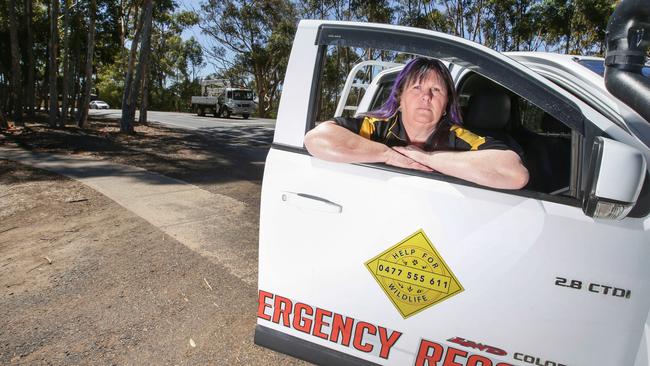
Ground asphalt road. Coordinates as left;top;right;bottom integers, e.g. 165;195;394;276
89;109;276;130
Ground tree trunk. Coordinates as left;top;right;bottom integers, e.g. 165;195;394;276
120;4;146;133
6;0;23;126
78;0;97;128
48;0;59;127
122;0;153;134
71;10;83;120
138;62;149;124
42;42;49;112
0;107;8;129
118;0;132;64
0;90;8;128
0;61;8;129
73;71;81;119
256;89;268;118
61;0;72;126
24;0;35;118
65;59;75;121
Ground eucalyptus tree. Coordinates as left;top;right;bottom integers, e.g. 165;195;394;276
145;7;199;111
127;0;152;124
60;0;72;125
200;0;298;118
0;9;8;129
5;0;22;125
24;0;35;118
395;0;450;31
49;0;59;127
78;0;97;128
121;0;152;133
121;2;143;128
93;1;202;114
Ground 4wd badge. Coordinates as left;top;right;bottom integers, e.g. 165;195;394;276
365;230;464;318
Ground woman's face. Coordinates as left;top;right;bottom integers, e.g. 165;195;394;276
399;70;448;130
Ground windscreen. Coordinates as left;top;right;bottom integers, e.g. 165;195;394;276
232;90;254;100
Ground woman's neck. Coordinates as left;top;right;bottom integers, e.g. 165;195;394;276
404;122;437;146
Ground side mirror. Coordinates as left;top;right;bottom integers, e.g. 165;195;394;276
583;137;647;219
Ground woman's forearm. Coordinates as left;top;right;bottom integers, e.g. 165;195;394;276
304;121;390;163
395;146;529;189
304;122;433;171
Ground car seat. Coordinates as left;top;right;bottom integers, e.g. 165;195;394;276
463;90;524;158
521;113;572;193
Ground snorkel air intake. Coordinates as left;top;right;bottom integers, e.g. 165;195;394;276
604;0;650;123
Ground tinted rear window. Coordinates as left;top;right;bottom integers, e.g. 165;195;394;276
577;59;650;77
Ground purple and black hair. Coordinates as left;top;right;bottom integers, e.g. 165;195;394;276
366;57;463;125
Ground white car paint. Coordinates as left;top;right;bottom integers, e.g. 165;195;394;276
89;100;109;109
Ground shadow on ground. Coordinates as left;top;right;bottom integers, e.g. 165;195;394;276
0;117;275;204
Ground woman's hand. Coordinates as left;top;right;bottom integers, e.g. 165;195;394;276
392;145;430;163
383;148;433;172
394;145;529;190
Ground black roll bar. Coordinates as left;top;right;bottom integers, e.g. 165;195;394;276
605;0;650;124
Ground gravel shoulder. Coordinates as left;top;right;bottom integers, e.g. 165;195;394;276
0;119;305;365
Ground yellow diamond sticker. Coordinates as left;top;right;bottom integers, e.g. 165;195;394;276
365;230;464;318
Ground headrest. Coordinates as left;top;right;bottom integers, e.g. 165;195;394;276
464;91;511;130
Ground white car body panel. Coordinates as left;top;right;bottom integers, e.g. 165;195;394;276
259;150;650;365
596;139;647;202
273;21;322;147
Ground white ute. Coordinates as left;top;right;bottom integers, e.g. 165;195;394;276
255;10;650;366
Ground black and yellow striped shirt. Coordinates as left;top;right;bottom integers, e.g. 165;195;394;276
332;114;518;155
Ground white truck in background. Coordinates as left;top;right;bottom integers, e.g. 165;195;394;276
190;79;256;119
255;0;650;364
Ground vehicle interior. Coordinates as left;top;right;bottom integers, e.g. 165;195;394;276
363;67;573;195
354;65;571;195
456;72;572;194
314;43;576;197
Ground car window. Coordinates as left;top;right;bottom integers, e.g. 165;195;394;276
577;59;650;78
232;90;254;100
457;72;574;195
311;43;579;205
329;61;574;195
368;75;397;112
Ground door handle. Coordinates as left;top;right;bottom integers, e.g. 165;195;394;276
281;192;342;214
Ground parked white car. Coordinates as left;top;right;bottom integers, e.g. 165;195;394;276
89;100;109;109
255;19;650;366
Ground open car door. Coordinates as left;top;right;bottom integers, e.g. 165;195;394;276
256;20;650;366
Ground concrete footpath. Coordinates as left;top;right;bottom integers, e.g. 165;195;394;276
0;146;259;285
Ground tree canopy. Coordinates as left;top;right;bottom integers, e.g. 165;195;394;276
0;0;626;126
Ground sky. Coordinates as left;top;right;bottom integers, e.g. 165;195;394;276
178;0;222;78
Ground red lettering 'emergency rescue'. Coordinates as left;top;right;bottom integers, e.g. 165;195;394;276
257;290;402;359
258;291;513;365
415;339;514;366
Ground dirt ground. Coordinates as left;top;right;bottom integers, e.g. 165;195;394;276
0;119;305;365
2;118;272;204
